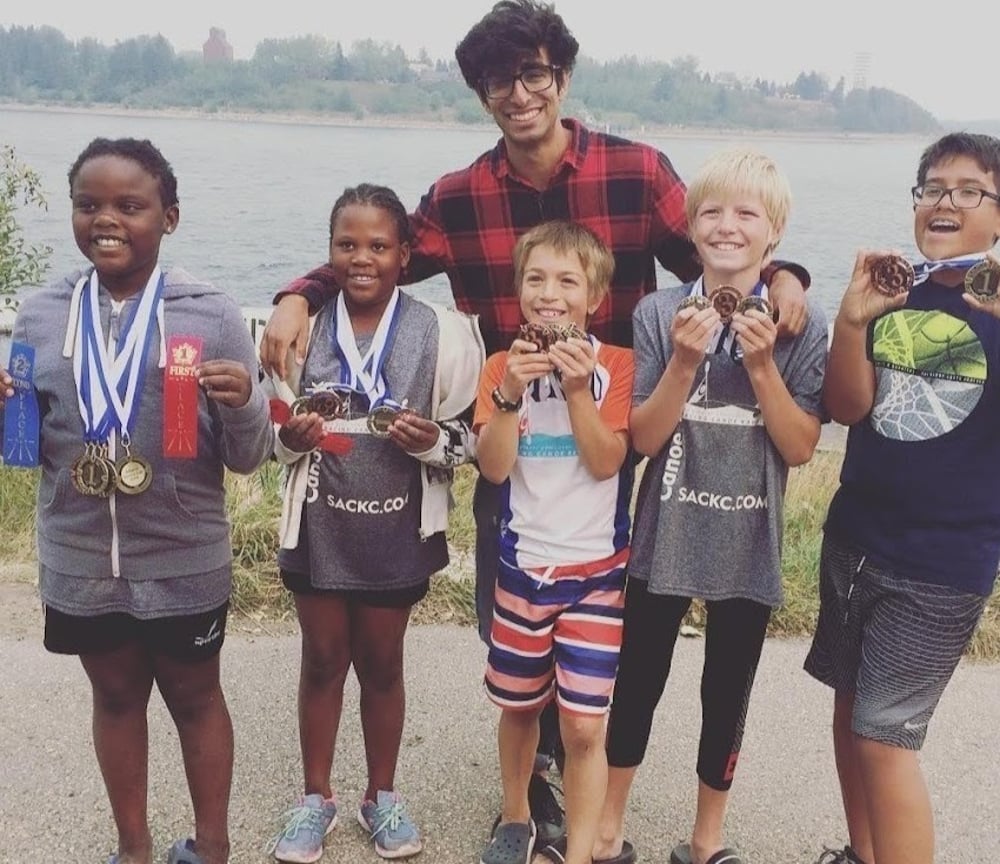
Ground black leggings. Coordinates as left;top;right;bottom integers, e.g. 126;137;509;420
606;578;771;791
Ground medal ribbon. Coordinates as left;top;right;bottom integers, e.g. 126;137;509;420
686;277;767;361
332;287;402;409
2;342;41;467
912;253;987;286
73;268;164;444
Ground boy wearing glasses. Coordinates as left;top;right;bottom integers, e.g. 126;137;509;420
806;132;1000;864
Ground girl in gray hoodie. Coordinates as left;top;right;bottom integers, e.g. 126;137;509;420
0;137;273;864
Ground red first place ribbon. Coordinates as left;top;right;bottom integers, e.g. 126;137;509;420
164;335;203;458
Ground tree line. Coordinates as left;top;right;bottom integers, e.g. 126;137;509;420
0;25;940;134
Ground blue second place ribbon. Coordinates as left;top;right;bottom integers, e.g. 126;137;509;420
3;341;41;467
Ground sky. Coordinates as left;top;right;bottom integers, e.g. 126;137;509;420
3;0;996;123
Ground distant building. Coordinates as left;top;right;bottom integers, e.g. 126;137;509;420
203;27;233;64
853;52;872;91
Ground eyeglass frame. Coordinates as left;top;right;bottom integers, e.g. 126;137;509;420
479;63;562;100
911;184;1000;209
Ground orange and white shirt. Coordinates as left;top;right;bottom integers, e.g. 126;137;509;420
474;338;634;569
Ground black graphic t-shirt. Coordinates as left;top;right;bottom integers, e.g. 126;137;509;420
827;280;1000;595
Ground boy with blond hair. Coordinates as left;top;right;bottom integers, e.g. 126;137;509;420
589;150;828;864
474;221;634;864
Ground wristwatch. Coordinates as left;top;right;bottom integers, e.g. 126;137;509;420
491;386;522;412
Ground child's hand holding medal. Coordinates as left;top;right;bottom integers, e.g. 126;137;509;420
503;333;556;401
839;249;912;327
387;411;441;455
278;409;326;453
731;303;778;370
548;334;595;396
671;301;721;369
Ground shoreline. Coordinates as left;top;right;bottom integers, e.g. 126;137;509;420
0;100;932;144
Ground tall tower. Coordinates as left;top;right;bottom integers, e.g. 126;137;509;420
852;52;872;91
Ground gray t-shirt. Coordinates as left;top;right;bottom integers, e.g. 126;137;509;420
628;284;828;607
278;293;448;590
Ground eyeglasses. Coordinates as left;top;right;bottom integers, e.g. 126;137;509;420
911;184;1000;209
481;64;561;100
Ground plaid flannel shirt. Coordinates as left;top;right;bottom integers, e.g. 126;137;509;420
279;118;805;354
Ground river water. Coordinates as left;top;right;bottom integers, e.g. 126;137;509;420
2;106;933;323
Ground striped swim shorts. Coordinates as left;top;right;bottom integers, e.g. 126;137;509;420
485;547;628;716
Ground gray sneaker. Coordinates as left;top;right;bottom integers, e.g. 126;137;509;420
269;794;338;863
357;790;423;859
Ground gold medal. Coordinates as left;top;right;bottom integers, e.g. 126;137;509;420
116;451;153;495
870;254;915;296
71;445;114;497
367;405;399;438
709;285;742;323
736;295;772;318
964;259;1000;301
291;396;315;416
677;295;711;313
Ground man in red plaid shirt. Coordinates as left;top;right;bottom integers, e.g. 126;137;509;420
260;2;809;861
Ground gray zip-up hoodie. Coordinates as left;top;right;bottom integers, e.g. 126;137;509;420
7;267;273;582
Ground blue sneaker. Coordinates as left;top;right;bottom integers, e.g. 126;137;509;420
356;790;423;859
269;793;338;863
166;838;205;864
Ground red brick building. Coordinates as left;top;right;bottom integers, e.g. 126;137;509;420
203;27;233;63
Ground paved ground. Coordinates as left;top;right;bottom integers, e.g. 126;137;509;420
2;580;999;864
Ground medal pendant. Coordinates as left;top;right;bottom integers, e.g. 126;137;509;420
964;259;1000;301
309;390;346;421
708;286;742;323
678;295;711;314
367;405;399;438
291;396;315;416
870;255;915;296
116;450;153;495
71;446;113;497
736;295;772;318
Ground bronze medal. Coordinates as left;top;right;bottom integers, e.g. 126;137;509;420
309;390;346;421
366;405;399;438
71;447;113;497
964;259;1000;301
518;322;554;352
554;323;587;342
678;295;711;313
736;295;772;317
870;255;915;296
116;452;153;495
709;285;742;323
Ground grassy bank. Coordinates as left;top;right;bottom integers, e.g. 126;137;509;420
3;452;999;658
